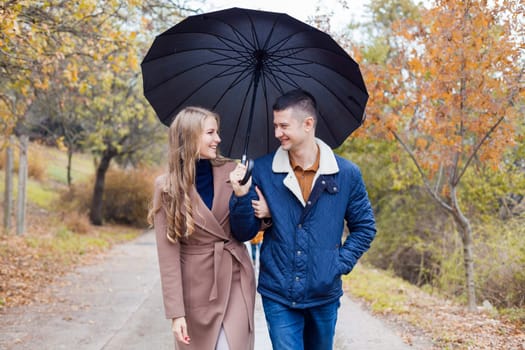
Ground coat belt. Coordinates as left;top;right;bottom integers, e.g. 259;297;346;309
180;240;254;331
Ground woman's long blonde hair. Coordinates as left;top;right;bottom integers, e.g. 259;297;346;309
148;106;225;243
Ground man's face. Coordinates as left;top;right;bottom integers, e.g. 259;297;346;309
273;108;309;152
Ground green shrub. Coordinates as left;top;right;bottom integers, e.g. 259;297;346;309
473;218;525;308
340;137;525;308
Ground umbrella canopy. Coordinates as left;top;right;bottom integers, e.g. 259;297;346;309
141;7;368;159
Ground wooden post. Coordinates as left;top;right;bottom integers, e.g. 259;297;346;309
3;135;14;231
16;135;28;236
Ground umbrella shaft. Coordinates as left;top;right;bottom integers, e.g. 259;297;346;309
242;67;261;160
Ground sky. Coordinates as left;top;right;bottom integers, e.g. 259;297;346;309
201;0;370;32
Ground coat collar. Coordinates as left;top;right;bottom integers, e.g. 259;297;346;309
191;162;234;239
271;138;339;206
272;138;339;175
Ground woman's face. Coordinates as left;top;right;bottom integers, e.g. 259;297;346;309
198;116;221;159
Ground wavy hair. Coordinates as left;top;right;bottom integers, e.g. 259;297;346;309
148;106;225;243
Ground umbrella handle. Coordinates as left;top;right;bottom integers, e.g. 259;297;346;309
239;158;254;186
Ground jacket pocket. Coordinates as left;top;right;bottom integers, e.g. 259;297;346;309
309;248;341;298
259;240;289;295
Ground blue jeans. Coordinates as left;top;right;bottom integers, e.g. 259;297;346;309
262;297;340;350
250;243;260;263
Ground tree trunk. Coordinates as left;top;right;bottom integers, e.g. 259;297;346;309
3;135;14;231
450;186;477;311
89;149;115;226
67;147;73;186
16;135;28;235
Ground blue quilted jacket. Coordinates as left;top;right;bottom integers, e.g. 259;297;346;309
230;139;376;308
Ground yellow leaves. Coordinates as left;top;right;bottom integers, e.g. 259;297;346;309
126;55;138;70
63;63;79;84
56;136;68;152
74;0;96;19
33;78;50;90
127;0;142;6
79;82;89;95
0;0;158;141
92;51;102;61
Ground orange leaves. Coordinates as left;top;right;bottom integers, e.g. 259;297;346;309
407;58;424;73
400;2;518;173
355;0;522;197
415;137;428;150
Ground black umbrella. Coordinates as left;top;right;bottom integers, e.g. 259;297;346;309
141;7;368;161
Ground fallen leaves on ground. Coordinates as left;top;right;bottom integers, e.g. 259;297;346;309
2;206;523;350
345;282;525;349
0;205;142;311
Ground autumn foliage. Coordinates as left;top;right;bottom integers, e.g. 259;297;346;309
363;0;522;172
349;0;524;310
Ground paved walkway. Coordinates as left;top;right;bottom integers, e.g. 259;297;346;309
0;231;420;350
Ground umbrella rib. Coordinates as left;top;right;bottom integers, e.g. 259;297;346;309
143;9;368;155
267;53;365;125
225;74;257;158
266;29;351;62
146;48;256;93
259;70;284;153
142;45;251;65
262;62;361;143
163;61;257;120
171;13;259;53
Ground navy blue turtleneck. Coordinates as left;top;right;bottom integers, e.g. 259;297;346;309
196;159;214;210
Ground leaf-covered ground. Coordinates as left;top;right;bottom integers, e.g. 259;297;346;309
0;205;141;310
344;265;525;350
1;205;524;349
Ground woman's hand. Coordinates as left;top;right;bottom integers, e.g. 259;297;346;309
229;163;252;196
252;186;271;219
172;317;190;344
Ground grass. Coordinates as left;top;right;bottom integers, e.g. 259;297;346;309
343;263;525;349
0;143;94;209
0;141;144;309
0;173;58;209
26;225;141;263
343;263;413;314
32;144;94;184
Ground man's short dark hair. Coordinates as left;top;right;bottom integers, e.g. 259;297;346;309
273;89;318;122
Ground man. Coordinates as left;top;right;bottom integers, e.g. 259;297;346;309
229;89;376;350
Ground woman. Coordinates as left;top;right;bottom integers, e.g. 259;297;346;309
148;106;259;349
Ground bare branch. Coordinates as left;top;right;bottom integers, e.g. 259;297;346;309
392;130;453;212
454;66;523;185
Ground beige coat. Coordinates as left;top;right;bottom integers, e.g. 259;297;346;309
153;161;255;350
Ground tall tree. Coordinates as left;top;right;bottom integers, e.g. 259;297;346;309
2;0;198;227
82;69;162;225
1;0;149;231
362;0;524;310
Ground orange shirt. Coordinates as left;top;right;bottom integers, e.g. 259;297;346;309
290;147;320;202
250;231;264;244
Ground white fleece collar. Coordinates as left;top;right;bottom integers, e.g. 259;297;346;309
272;138;339;175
